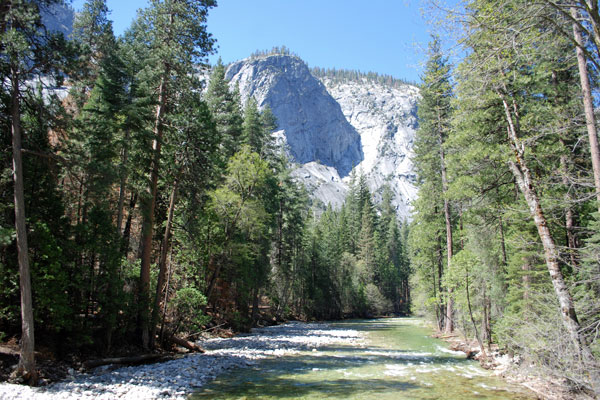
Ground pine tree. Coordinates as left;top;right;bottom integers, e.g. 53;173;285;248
413;35;455;332
1;0;75;383
129;0;216;349
70;0;115;107
242;97;262;153
206;59;243;161
149;91;220;342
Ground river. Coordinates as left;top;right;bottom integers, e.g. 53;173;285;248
192;318;534;399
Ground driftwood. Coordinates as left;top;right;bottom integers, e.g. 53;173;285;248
81;335;204;370
171;336;205;353
0;346;19;358
184;323;228;340
83;354;172;370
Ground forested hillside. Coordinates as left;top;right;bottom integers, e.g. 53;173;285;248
410;1;600;396
0;0;409;384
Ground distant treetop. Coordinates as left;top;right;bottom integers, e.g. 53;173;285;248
250;46;300;59
310;67;416;88
248;46;415;88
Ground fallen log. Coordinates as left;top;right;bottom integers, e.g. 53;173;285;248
83;353;171;370
171;336;205;353
0;346;19;358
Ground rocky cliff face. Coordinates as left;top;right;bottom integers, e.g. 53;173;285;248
320;77;419;218
226;55;363;177
225;54;419;219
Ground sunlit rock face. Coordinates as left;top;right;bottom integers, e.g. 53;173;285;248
226;55;363;178
225;54;419;219
320;77;419;219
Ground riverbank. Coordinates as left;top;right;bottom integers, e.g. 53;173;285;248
434;330;594;400
0;321;364;400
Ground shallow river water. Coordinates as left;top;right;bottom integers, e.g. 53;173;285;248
192;318;534;399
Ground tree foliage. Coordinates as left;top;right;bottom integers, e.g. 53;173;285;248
410;1;600;394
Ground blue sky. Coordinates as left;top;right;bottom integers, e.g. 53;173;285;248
71;0;441;83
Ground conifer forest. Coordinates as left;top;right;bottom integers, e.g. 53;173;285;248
1;0;600;398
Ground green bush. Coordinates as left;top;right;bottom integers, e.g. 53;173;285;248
171;288;210;334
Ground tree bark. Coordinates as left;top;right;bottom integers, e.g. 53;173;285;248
484;288;492;349
204;204;246;304
150;174;179;348
121;192;137;257
436;230;445;331
116;127;130;234
205;254;223;305
559;140;580;268
439;139;454;334
522;260;531;305
432;260;441;331
465;261;486;359
159;248;174;345
139;68;169;350
170;336;205;353
498;214;508;266
251;286;260;323
11;66;37;385
572;6;600;212
500;93;598;380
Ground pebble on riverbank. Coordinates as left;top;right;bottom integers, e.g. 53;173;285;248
434;331;593;400
0;322;365;400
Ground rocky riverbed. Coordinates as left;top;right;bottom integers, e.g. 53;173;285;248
0;322;364;400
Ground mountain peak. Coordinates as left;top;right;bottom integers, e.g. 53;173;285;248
226;54;364;177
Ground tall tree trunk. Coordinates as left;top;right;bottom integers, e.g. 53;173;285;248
204;205;245;305
560;142;579;268
150;174;179;348
116;127;130;233
204;254;222;305
498;214;508;266
481;286;488;345
159;247;174;345
572;6;600;212
436;231;445;331
552;68;581;269
11;67;37;385
139;72;168;349
465;262;486;359
405;278;411;313
500;93;598;382
432;261;441;330
458;206;464;250
121;192;137;257
482;286;492;349
440;142;454;334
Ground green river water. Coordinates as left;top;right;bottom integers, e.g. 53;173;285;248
192;318;534;399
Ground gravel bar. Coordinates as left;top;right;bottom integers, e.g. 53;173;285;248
0;321;364;400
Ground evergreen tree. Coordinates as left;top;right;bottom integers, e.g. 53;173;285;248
1;0;75;383
129;0;216;349
412;35;455;332
242;97;263;154
206;59;243;160
70;0;115;107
